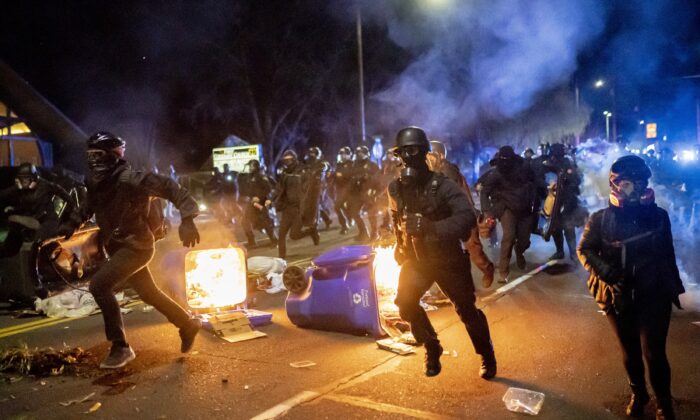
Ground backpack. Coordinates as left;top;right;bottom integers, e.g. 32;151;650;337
147;197;168;241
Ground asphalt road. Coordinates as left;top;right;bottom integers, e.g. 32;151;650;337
1;216;699;419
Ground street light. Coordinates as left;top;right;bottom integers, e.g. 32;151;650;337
603;111;612;142
595;78;617;142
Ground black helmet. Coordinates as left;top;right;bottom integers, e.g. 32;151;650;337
609;155;651;185
15;162;38;189
87;131;125;151
307;146;322;159
550;143;566;158
282;150;298;160
338;146;352;156
355;145;370;160
394;126;429;150
248;159;261;172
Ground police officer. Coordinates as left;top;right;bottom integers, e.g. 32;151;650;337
273;150;320;259
578;155;683;419
479;146;537;283
238;159;278;248
348;145;380;242
427;140;495;287
389;127;496;379
221;163;241;224
0;163;76;245
302;146;332;230
62;132;202;369
542;143;585;261
330;146;354;234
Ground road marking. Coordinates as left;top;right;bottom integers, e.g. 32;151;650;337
323;394;457;420
0;300;143;339
482;260;558;302
249;390;320;420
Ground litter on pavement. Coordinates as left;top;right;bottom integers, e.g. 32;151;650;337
247;256;288;294
0;345;90;376
289;360;316;368
205;311;267;343
376;338;416;355
59;392;96;407
502;387;546;415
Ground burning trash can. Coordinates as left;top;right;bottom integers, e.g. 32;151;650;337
284;245;402;337
184;247;247;313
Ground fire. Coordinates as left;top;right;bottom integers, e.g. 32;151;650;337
185;248;247;312
373;245;401;317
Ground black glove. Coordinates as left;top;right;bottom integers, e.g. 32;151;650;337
178;216;200;248
56;224;76;240
405;213;434;237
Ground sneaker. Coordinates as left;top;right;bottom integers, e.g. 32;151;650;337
310;229;320;246
100;345;136;369
179;318;202;353
516;253;526;270
495;271;509;284
482;265;495;288
479;354;497;379
424;343;443;377
548;251;565;261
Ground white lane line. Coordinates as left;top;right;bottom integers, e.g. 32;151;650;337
249;391;320;420
482;260;558;302
323;394;457;420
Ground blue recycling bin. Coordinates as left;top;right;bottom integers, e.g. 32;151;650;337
285;245;386;337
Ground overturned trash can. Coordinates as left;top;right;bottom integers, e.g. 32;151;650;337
284;245;399;338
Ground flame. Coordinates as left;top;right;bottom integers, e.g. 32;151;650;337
373;245;401;317
185;248;247;311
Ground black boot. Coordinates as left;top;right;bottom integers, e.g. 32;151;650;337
626;385;649;418
479;350;497;379
424;343;443;377
655;397;675;420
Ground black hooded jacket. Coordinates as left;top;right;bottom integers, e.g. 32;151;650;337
70;161;198;248
577;203;684;312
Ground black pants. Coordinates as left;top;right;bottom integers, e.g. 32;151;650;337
243;205;277;245
278;206;314;259
89;243;191;344
606;298;673;399
347;196;377;239
498;209;532;275
334;189;350;230
552;226;576;257
395;258;494;356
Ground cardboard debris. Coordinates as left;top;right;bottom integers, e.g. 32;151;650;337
59;392;96;407
207;312;267;343
376;338;416;355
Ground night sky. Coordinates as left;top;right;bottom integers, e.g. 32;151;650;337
2;0;700;170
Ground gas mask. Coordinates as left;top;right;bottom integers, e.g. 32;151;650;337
609;178;655;207
15;175;37;190
394;146;428;170
338;152;351;163
87;149;119;182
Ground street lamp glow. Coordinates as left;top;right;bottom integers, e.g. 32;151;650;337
603;110;611;116
640;120;645;125
594;79;605;88
423;0;453;9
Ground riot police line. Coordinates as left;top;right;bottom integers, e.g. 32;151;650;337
0;127;685;419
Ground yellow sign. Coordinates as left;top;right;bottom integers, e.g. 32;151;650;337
212;145;262;172
646;123;657;139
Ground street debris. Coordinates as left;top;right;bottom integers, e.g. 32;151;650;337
502;387;546;415
141;304;154;313
0;344;90;376
85;402;102;414
205;311;266;343
59;392;96;407
376;338;416;355
34;290;128;318
248;256;288;294
222;378;229;383
443;350;459;357
289;360;316;368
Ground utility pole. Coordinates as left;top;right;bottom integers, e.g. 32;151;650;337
356;4;367;144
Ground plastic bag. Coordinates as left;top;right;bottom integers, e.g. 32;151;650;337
502;387;545;415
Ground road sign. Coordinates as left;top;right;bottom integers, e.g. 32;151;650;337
212;145;262;173
646;123;657;139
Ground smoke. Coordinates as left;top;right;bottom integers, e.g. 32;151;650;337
356;0;608;136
